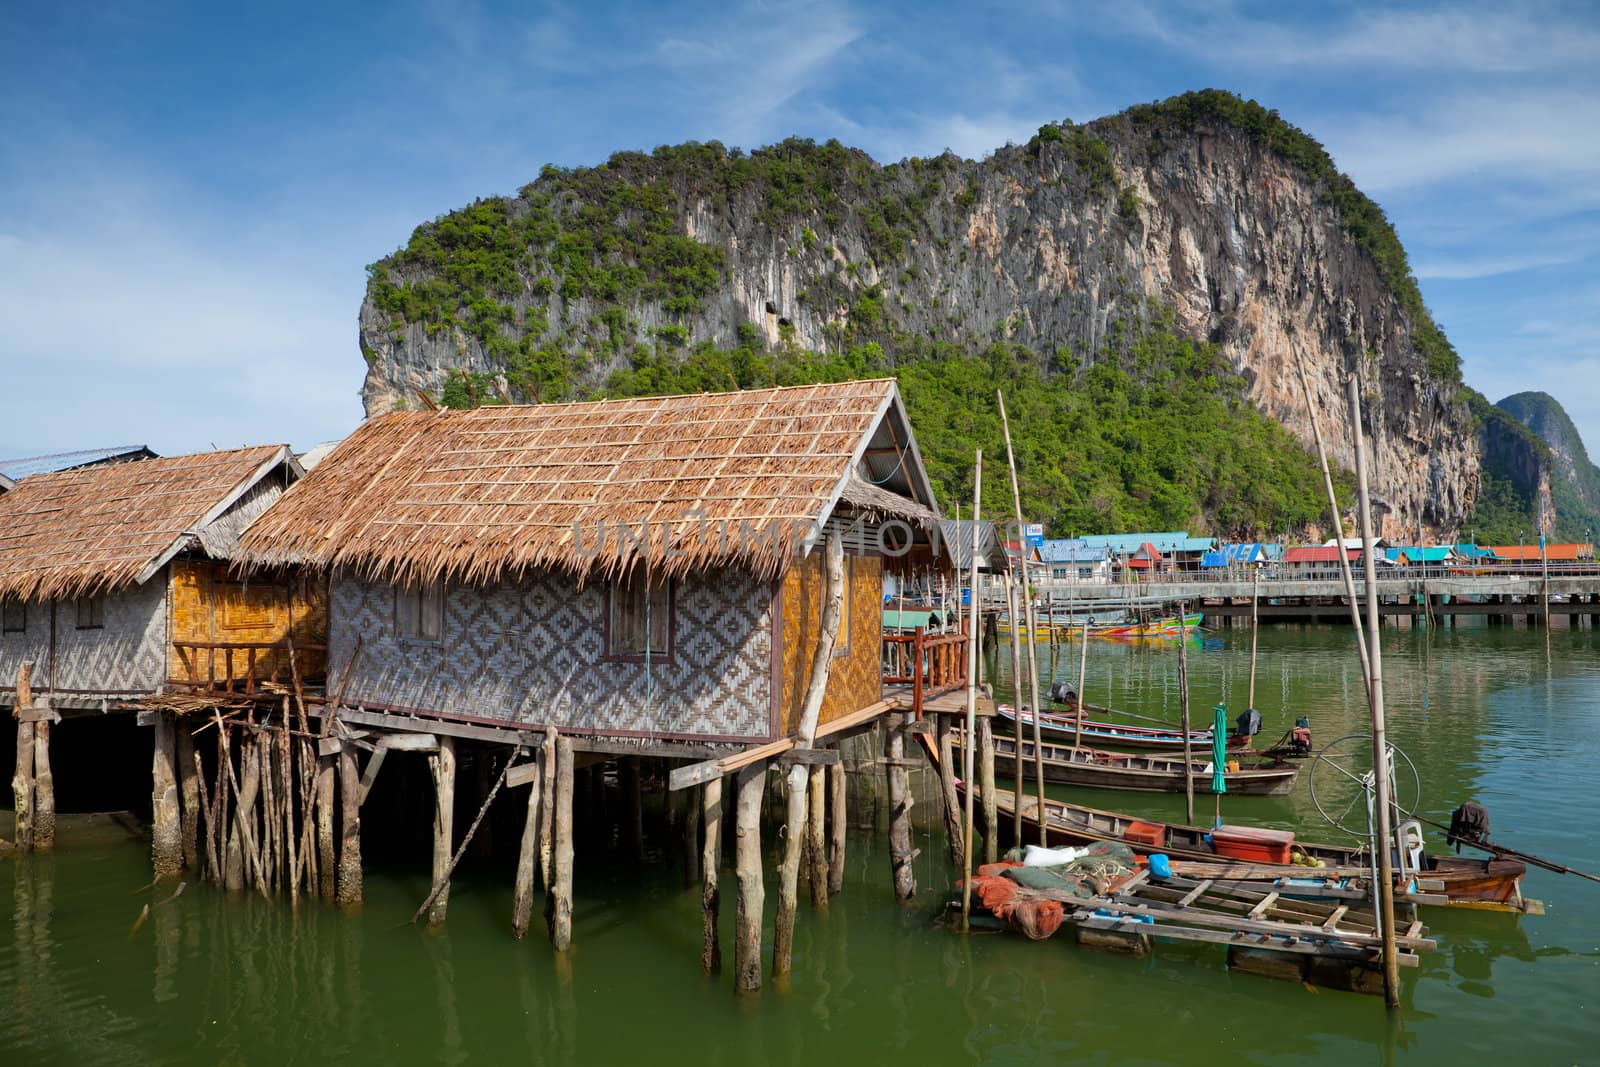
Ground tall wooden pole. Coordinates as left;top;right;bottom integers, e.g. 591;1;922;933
1349;374;1402;1009
1005;577;1024;841
961;450;982;928
1178;608;1195;825
549;736;575;951
151;711;183;881
998;390;1048;845
1074;622;1088;750
336;741;362;907
176;724;198;869
884;713;916;900
511;752;543;940
827;762;847;894
426;736;457;925
1248;568;1260;711
1293;345;1373;699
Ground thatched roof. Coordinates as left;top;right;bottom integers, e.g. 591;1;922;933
0;445;297;601
237;379;939;586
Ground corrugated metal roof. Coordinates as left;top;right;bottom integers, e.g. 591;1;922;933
1284;546;1363;563
1385;546;1454;563
0;445;156;481
1201;542;1270;567
937;520;1004;571
1074;532;1213;555
1038;539;1110;563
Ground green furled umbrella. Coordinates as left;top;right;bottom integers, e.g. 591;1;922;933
1211;704;1229;797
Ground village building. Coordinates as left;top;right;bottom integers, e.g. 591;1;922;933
1038;539;1113;585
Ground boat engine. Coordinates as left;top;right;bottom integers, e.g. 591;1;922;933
1290;715;1313;757
1234;707;1263;739
1048;681;1077;706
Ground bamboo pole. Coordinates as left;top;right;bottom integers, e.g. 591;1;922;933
997;390;1047;845
702;775;723;974
884;713;916;899
1178;609;1195;826
1292;345;1373;697
1075;622;1088;750
733;761;764;992
961;449;982;928
1005;578;1024;841
549;737;575;951
1248;569;1260;711
511;753;543;940
11;662;35;852
1349;374;1402;1009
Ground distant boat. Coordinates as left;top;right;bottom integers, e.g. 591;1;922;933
997;703;1254;754
954;732;1299;796
996;612;1204;640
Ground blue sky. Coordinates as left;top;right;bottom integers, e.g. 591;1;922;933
2;1;1597;460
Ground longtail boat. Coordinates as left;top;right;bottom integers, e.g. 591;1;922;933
1090;612;1204;638
956;732;1299;796
997;703;1255;754
922;735;1538;914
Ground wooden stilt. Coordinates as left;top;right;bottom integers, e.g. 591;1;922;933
806;765;828;910
243;736;268;896
623;755;645;867
734;761;765;992
549;736;575;951
827;761;846;895
336;741;362;907
977;715;997;865
316;754;336;899
935;716;964;869
175;723;198;869
426;736;457;925
151;711;183;881
884;713;916;900
773;763;806;978
511;752;543;940
701;775;723;975
683;781;700;886
10;662;35;852
539;726;556;888
32;720;54;852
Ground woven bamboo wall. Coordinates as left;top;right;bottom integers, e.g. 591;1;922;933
0;579;168;704
169;560;328;687
778;553;883;735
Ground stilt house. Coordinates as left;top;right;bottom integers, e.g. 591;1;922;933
0;445;322;709
235;380;941;746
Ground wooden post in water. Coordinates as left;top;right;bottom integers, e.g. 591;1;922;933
997;391;1047;845
426;736;457;925
702;775;723;974
884;713;916;899
539;726;557;887
1248;568;1260;712
935;716;964;869
1005;578;1024;841
774;765;806;978
828;761;847;894
316;751;336;899
11;662;35;852
622;755;645;867
151;711;183;881
806;765;828;910
336;741;362;907
1178;608;1195;826
683;781;701;886
511;749;543;940
176;723;199;870
733;761;765;992
549;736;575;951
1348;373;1402;1009
1075;622;1088;750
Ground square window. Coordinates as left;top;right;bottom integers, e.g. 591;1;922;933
1;599;23;634
396;581;444;641
608;576;671;658
75;595;104;630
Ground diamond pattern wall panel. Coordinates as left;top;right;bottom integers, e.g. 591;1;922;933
330;566;774;740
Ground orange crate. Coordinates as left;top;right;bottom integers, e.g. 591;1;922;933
1123;820;1166;849
1212;825;1294;865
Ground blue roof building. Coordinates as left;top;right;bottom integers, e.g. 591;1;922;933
0;445;156;481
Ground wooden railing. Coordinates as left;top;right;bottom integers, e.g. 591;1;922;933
882;624;968;718
170;640;327;696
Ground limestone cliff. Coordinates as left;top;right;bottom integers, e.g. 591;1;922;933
358;90;1480;538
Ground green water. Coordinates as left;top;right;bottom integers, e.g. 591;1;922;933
4;624;1598;1064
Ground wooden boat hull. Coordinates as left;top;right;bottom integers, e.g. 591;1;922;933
922;734;1533;913
960;734;1298;797
998;704;1252;754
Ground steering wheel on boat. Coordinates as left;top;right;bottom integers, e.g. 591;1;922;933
1307;732;1420;838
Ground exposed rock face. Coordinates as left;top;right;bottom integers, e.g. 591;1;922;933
1498;391;1600;533
360;98;1479;538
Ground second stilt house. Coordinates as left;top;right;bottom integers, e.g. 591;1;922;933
234;379;942;746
